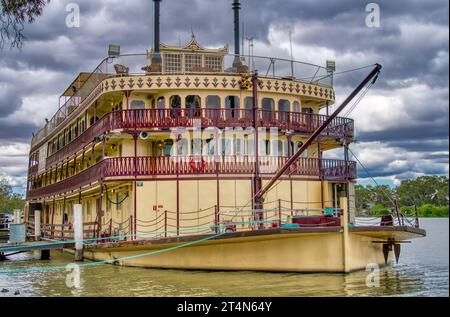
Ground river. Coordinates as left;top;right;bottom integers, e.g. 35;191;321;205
0;218;448;297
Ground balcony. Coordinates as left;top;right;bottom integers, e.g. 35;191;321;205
45;109;354;168
27;156;356;200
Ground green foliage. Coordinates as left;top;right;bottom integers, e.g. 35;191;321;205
356;176;449;217
371;204;391;216
418;204;449;218
0;177;25;213
0;0;50;49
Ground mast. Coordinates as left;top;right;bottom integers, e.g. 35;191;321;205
254;64;382;205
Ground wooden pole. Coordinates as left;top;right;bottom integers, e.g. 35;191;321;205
73;204;84;261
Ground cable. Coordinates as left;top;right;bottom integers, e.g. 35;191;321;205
347;146;396;208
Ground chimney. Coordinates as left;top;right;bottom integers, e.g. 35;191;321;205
152;0;162;65
232;0;242;67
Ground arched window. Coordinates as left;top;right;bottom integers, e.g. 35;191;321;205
170;95;181;109
262;98;275;121
205;138;216;156
225;96;240;119
157;97;166;109
278;99;290;122
293;101;300;113
176;138;189;156
186;95;201;118
262;98;274;111
244;97;253;118
221;138;232;156
278;99;290;112
206;95;221;109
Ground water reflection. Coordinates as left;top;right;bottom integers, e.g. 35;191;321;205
0;219;448;297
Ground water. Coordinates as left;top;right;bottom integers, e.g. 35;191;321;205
0;218;448;297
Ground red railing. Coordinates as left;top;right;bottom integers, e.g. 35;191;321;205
46;113;113;167
44;109;354;169
28;156;356;200
112;109;354;137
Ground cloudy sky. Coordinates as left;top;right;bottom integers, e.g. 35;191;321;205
0;0;448;193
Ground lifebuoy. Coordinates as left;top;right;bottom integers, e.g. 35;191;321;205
189;157;207;172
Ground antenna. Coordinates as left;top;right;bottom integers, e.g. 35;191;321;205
289;30;294;77
246;37;254;71
242;22;245;57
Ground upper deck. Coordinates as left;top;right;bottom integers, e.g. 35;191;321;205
30;47;335;152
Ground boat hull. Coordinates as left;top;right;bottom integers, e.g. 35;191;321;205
78;227;425;273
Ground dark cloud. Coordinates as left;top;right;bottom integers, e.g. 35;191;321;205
0;0;448;189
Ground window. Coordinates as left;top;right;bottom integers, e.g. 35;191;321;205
205;139;216;156
177;138;189;156
204;55;222;72
262;98;275;121
244;97;253;118
170;95;181;109
157;97;166;109
164;140;173;156
206;95;221;109
295;142;308;158
225;96;240;119
185;54;201;72
302;107;313;114
164;53;182;73
192;139;203;156
262;98;275;111
221;139;232;155
130;100;146;110
234;138;244;156
259;140;270;156
278;99;290;122
186;95;201;109
293;101;300;112
186;95;201;118
278;99;290;112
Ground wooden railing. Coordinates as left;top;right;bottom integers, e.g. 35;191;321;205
44;109;354;168
27;156;356;200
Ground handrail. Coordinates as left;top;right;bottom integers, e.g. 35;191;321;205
42;108;354;169
30;52;334;150
27;156;356;200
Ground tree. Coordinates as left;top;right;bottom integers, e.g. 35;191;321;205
396;176;449;207
0;0;50;49
0;177;25;213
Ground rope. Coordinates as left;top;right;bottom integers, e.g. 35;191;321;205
0;232;228;274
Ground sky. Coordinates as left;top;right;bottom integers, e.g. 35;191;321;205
0;0;448;194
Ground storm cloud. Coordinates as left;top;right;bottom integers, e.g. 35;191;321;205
0;0;448;190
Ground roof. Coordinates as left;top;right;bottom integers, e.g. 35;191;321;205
61;72;93;97
154;35;229;55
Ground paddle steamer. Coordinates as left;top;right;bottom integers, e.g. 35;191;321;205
24;0;425;272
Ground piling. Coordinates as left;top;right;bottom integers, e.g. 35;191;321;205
73;204;84;261
34;210;41;241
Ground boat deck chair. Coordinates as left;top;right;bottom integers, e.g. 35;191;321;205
114;64;129;76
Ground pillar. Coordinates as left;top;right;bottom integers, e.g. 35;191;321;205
73;204;84;261
340;197;350;273
13;209;21;224
34;210;41;241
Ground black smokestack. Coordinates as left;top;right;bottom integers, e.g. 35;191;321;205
152;0;162;64
232;0;242;67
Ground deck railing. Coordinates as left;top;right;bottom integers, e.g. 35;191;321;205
44;109;354;168
28;156;356;200
30;52;334;151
